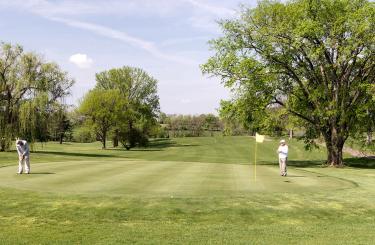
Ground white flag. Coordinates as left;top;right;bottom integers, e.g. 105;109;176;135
255;133;265;143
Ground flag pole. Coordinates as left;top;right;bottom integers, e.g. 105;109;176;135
254;140;257;182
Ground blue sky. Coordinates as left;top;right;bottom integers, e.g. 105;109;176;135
0;0;258;114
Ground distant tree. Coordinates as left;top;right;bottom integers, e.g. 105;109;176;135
163;114;224;137
49;104;72;144
95;66;160;149
355;104;375;145
79;89;123;149
202;0;375;166
190;115;205;137
219;100;254;136
204;114;222;136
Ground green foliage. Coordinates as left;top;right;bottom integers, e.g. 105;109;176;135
164;114;223;137
93;66;160;149
202;0;375;166
49;105;73;143
119;127;149;149
19;93;50;142
219;100;250;136
0;42;73;149
95;66;160;120
72;125;96;143
79;89;123;148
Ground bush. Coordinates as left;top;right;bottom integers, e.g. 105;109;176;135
119;128;149;150
72;126;96;143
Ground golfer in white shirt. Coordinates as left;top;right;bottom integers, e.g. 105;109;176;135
16;139;30;174
277;139;288;176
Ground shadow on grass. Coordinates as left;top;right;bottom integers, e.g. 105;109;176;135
258;160;324;168
260;157;375;169
287;160;325;168
148;139;200;148
109;139;199;151
124;149;163;152
29;172;55;175
344;157;375;169
35;151;117;158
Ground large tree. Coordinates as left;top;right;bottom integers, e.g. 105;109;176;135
79;89;123;149
0;42;74;150
95;66;160;149
202;0;375;166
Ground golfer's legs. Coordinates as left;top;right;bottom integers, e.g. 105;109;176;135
279;158;283;175
282;158;287;175
24;156;30;173
279;158;287;175
18;158;23;173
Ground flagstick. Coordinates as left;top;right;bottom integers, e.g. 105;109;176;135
254;141;257;182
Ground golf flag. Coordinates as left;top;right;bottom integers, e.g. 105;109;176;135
255;133;265;143
253;133;265;182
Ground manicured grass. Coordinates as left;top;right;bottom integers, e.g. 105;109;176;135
0;136;374;244
0;161;354;196
0;136;331;167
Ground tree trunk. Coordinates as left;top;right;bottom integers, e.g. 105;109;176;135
113;129;119;147
323;127;345;167
0;138;5;152
324;134;334;164
59;133;63;144
289;129;293;139
102;131;107;149
366;129;372;145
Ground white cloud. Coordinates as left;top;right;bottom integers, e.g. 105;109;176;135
0;0;239;32
0;0;184;18
69;53;93;68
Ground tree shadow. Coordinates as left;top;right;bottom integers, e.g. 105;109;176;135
259;157;375;169
126;149;162;152
35;151;117;158
148;139;199;148
109;139;199;151
344;157;375;169
287;160;325;168
258;160;324;168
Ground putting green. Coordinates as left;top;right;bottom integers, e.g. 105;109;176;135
0;160;355;196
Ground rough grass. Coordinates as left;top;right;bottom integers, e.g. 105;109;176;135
0;136;374;244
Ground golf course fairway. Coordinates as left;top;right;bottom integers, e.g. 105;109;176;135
0;160;354;196
0;137;374;244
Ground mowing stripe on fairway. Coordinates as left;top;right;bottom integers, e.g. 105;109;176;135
0;160;356;197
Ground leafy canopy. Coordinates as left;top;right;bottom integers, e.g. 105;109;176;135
202;0;375;165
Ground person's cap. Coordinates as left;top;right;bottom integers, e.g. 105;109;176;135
280;139;286;144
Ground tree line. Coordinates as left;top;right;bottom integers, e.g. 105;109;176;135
159;113;224;137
